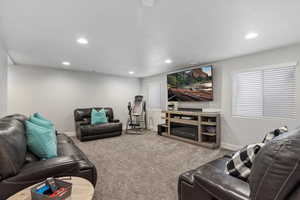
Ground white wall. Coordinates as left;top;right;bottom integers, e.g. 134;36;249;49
141;44;300;150
8;65;141;132
219;44;300;150
0;41;8;117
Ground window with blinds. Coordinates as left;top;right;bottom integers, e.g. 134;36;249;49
232;63;297;119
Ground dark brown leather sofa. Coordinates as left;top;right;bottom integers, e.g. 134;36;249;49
0;114;97;199
178;127;300;200
74;107;122;141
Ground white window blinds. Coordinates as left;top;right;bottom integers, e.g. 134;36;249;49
232;63;296;119
232;71;263;117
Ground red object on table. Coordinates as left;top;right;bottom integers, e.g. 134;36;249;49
49;187;67;198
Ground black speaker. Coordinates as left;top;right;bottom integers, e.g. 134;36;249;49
157;124;167;136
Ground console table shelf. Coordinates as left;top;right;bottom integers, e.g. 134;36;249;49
170;118;198;126
201;122;217;126
202;132;216;136
161;110;220;149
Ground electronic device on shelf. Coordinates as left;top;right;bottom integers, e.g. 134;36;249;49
177;108;203;112
168;101;178;111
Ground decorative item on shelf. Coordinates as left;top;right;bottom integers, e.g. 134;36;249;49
206;126;216;133
178;108;203;112
168;101;178;111
31;177;72;200
207;118;212;122
181;116;193;120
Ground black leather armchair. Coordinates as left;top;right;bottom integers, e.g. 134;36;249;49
178;127;300;200
74;107;122;141
0;114;97;199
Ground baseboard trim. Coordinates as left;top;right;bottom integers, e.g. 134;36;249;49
221;143;242;151
64;131;76;137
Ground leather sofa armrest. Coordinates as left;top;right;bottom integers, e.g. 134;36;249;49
193;166;250;200
77;120;90;126
75;120;90;141
9;156;80;183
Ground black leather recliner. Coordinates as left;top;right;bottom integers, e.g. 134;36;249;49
74;107;122;141
178;127;300;200
0;114;97;199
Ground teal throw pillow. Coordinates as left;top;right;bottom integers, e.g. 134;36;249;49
30;115;53;129
29;116;57;145
33;113;53;124
91;108;108;124
26;120;58;159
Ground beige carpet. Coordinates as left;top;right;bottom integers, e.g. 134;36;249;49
73;131;228;200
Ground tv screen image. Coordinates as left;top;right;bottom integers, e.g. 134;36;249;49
167;65;213;101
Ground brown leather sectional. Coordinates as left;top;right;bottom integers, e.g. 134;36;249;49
178;127;300;200
74;107;122;141
0;114;97;199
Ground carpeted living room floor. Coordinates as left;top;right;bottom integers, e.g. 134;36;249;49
73;131;229;200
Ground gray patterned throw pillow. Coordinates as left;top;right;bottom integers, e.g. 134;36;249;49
225;143;265;181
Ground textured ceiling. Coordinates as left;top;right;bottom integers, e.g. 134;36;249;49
1;0;300;77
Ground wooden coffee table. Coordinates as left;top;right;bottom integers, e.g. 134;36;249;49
8;177;94;200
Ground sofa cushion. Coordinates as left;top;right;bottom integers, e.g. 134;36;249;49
74;107;114;122
26;120;57;159
24;152;40;164
57;142;94;170
249;128;300;200
33;113;53;124
80;122;122;136
6;156;79;184
91;108;108;124
29;116;57;145
74;108;92;121
57;133;74;144
0;118;27;180
226;143;264;181
82;118;91;125
30;116;53;129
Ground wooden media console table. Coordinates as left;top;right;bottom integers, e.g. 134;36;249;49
161;110;220;149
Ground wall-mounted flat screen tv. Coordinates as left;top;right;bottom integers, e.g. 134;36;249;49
167;65;213;102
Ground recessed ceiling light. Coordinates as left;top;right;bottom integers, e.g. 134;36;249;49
165;59;172;64
245;32;259;40
62;61;71;66
129;71;135;75
77;37;88;45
